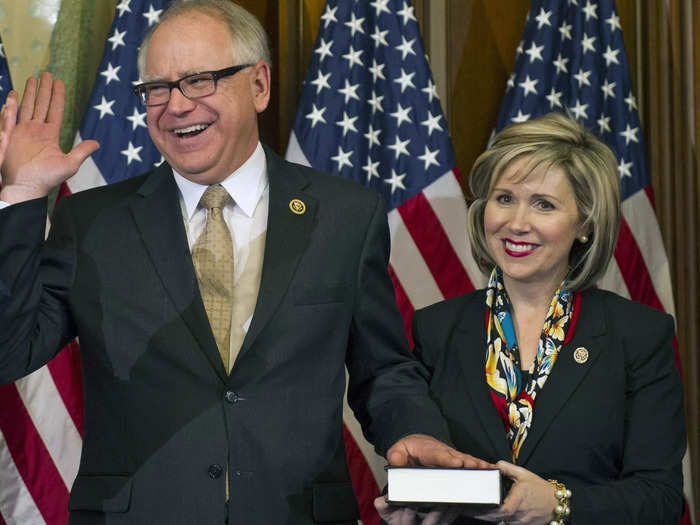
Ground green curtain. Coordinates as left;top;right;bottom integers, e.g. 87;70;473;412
48;0;117;153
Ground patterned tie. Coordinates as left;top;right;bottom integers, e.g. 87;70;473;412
192;185;234;372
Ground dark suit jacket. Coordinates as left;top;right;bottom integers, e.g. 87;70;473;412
413;288;686;524
0;148;450;524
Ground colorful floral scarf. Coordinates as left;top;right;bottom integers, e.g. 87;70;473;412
485;267;574;461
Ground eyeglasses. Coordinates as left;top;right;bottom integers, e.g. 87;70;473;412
132;64;254;107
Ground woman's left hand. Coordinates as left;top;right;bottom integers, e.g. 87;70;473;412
476;460;558;525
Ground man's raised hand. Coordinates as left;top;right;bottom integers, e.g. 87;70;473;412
0;72;99;204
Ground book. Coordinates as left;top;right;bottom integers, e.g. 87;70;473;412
386;467;509;508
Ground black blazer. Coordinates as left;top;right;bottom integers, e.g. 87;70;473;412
0;147;450;524
413;288;686;524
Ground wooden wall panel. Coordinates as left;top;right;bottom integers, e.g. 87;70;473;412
445;0;529;193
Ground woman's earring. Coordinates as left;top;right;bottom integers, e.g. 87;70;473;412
578;235;589;244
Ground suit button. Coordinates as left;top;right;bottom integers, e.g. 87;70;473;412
224;390;239;404
208;464;223;479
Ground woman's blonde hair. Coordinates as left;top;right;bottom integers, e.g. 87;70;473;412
466;112;620;291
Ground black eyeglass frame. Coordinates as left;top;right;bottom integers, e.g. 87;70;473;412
132;64;254;106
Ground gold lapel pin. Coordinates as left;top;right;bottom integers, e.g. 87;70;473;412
289;199;306;215
573;347;589;364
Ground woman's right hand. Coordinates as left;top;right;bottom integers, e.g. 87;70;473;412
0;72;99;204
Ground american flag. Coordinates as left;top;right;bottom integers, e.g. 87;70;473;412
0;2;171;523
496;0;693;522
285;0;484;523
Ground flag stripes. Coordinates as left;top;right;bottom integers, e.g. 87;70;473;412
0;384;69;524
397;191;474;299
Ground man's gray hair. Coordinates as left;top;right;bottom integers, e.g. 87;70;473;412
137;0;271;78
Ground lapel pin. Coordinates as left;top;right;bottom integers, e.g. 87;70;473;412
289;199;306;215
573;347;589;364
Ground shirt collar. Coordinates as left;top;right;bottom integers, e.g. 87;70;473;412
172;142;267;220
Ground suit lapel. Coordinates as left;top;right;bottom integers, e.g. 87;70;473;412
238;148;317;358
456;295;513;461
516;292;606;465
129;163;227;381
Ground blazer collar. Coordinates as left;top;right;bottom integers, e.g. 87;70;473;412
454;292;513;461
515;290;607;465
234;146;317;365
130;162;229;381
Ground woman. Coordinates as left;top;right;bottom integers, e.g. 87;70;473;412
379;112;685;524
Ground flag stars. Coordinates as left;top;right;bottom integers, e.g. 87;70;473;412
331;146;353;171
370;26;389;48
516;40;524;56
574;68;592;87
603;45;620;66
385;169;407;194
422;79;439;102
142;4;163;26
370;0;391;17
553;53;569;74
569;100;589;120
606;12;622;32
116;0;131;17
581;33;596;54
388;135;411;159
620;124;639;145
624;92;637;111
618;158;633;179
597;114;612;134
305;104;326;128
369;59;386;82
558;21;573;41
126;107;147;130
535;8;552;29
321;4;338;28
397;2;417;25
391;103;413;127
121;141;143;165
311;70;331;94
511;110;530;123
394;68;416;93
364;124;381;148
336;111;358;137
345;12;365;37
421;111;443;135
546;88;563;108
601;78;616;100
100;62;121;85
519;75;539;96
342;45;364;68
368;91;385;114
506;73;516;91
525;42;545;63
93;96;116;119
0;43;5;58
396;36;416;60
338;79;360;103
314;38;333;62
418;146;440;170
582;0;598;21
107;28;126;50
363;157;380;182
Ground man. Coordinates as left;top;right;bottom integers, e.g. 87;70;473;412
0;1;484;523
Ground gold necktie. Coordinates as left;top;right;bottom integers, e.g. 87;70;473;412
192;185;233;372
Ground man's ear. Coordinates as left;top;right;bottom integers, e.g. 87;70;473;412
250;61;271;114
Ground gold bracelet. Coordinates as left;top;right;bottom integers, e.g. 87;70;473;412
547;479;571;525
